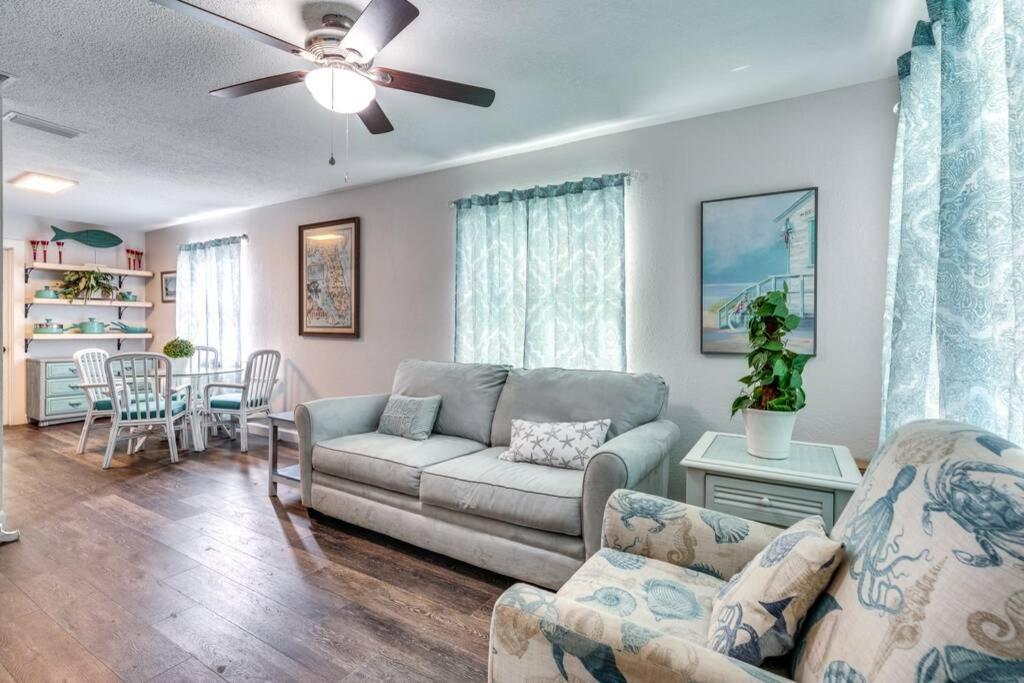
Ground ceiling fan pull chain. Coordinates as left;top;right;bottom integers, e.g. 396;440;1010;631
328;71;337;166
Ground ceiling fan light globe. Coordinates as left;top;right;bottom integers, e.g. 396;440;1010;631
304;67;376;114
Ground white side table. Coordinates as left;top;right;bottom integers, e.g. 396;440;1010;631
267;411;300;497
680;432;862;532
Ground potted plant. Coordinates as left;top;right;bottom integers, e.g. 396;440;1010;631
56;269;118;303
730;285;810;459
162;337;195;373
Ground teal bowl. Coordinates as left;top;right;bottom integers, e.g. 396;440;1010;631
35;286;59;299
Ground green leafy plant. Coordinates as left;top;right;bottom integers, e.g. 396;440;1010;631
162;337;195;359
731;285;811;415
56;269;117;303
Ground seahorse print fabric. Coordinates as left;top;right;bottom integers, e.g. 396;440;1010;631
498;418;611;469
794;420;1024;682
707;516;843;665
376;394;442;441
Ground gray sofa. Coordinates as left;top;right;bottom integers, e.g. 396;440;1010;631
295;359;679;588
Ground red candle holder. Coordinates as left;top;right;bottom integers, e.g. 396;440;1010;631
29;240;39;262
136;250;144;271
55;241;65;264
40;240;49;263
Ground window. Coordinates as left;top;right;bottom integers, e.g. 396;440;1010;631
454;174;626;370
175;235;248;367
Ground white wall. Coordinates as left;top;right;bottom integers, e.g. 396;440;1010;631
2;213;145;424
146;78;897;498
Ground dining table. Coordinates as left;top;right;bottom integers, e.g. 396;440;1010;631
167;360;243;452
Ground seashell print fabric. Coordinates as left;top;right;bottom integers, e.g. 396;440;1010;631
706;516;843;665
794;420;1024;682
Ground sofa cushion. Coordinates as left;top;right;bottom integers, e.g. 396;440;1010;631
312;432;485;497
558;547;726;646
377;394;441;441
489;367;669;446
499;418;612;470
392;359;509;444
420;447;583;535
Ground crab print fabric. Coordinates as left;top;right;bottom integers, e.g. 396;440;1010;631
603;490;781;581
707;517;843;665
795;421;1024;682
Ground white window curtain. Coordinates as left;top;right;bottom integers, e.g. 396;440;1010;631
454;174;626;370
176;236;248;368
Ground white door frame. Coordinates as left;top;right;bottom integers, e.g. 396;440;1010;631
2;247;12;426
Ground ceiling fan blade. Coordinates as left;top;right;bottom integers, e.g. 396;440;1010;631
210;71;309;98
358;100;395;134
149;0;312;59
340;0;420;63
371;68;495;107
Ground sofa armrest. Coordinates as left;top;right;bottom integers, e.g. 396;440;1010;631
601;490;781;580
582;420;680;557
294;393;390;506
489;583;787;682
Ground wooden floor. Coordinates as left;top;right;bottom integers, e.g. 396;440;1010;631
0;422;513;682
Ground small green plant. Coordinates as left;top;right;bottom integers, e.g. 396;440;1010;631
731;285;811;416
56;269;117;302
162;337;195;359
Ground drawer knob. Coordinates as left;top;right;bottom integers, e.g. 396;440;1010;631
759;496;771;507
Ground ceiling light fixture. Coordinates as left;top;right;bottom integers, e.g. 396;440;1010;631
9;171;77;194
304;66;376;114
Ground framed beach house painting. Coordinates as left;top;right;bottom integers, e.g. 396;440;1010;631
701;188;817;355
299;217;360;337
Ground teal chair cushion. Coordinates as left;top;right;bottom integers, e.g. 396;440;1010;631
210;392;242;410
120;397;188;420
93;398;112;411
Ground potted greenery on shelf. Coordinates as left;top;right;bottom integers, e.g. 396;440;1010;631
162;337;195;373
56;269;118;303
730;285;810;459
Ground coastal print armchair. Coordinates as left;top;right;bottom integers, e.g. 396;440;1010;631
488;420;1024;682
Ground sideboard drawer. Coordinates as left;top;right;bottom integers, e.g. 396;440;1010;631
705;474;835;530
47;376;86;397
45;361;80;379
45;395;89;417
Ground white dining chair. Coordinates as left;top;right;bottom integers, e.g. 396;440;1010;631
193;345;221;370
204;349;280;452
102;353;196;469
72;348;115;454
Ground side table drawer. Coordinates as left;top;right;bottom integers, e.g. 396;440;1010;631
705;474;835;530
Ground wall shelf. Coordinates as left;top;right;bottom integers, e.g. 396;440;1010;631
25;332;152;352
24;262;153;287
25;298;153;318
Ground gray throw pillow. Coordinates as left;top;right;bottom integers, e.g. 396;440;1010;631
377;394;442;441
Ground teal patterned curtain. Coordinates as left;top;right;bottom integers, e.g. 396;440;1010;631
455;174;626;370
881;0;1023;443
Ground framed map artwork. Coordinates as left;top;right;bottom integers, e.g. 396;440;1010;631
299;217;360;337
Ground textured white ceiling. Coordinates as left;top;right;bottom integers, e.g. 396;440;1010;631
0;0;922;230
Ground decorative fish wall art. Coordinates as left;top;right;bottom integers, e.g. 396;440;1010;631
50;226;123;249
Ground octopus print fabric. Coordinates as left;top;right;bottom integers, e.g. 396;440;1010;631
794;420;1024;682
706;516;843;665
499;418;611;469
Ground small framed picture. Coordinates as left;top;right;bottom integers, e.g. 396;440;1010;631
299;217;360;337
701;187;817;355
161;271;177;303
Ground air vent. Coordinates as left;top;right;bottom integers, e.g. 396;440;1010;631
2;111;83;139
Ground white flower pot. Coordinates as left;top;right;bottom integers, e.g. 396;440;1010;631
742;408;797;459
171;356;191;374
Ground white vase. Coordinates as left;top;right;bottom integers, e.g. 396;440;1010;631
742;408;797;459
171;356;191;374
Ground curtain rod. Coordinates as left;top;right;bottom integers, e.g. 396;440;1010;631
448;170;640;209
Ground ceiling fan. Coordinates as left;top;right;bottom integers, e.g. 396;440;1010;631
149;0;495;135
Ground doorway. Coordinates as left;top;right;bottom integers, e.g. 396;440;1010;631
2;247;12;426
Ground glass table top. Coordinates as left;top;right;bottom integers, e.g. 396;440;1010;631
703;433;842;478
